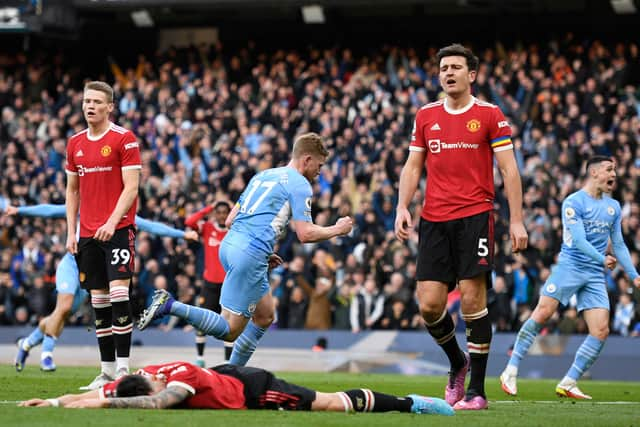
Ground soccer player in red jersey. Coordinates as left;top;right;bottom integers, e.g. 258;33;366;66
394;44;528;410
65;81;142;390
184;201;234;364
19;361;454;415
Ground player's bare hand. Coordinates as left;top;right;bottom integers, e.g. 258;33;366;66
66;233;78;255
66;398;107;409
3;205;18;216
510;222;528;253
18;398;49;407
183;230;199;241
633;277;640;289
604;254;617;270
335;216;353;236
268;253;283;270
94;222;116;241
394;206;412;242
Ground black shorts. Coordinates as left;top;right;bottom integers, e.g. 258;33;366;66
416;211;494;291
198;281;222;314
76;225;136;290
211;364;316;410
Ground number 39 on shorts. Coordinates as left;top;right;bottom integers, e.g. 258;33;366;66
111;248;131;265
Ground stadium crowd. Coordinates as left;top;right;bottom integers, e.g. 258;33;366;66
1;34;639;337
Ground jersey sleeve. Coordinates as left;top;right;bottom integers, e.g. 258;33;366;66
164;364;200;395
610;202;640;280
488;107;513;152
65;139;77;175
409;109;426;152
289;178;313;222
120;131;142;171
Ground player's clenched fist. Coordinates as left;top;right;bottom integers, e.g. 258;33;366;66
335;216;353;235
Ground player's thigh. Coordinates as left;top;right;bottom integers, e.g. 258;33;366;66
199;282;222;314
582;307;610;337
76;238;108;290
220;244;270;318
415;218;456;290
102;226;136;283
540;264;586;307
576;274;610;312
455;211;494;281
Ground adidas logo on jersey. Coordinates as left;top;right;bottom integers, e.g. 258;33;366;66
430;123;441;130
76;150;84;157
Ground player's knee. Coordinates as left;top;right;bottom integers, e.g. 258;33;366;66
592;325;609;340
419;300;445;321
252;313;274;328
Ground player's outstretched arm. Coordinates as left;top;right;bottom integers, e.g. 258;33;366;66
9;204;66;219
19;389;100;407
135;216;198;240
105;386;190;409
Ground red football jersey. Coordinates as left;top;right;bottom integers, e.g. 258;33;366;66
185;207;228;283
410;97;512;222
65;122;142;237
100;361;246;409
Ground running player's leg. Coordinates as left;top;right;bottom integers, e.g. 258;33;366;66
556;280;609;399
229;290;273;366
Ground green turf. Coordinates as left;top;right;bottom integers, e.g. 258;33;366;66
1;366;638;427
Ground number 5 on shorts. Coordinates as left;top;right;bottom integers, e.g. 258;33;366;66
477;238;489;257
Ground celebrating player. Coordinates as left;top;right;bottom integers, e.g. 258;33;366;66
500;155;640;399
138;132;353;366
8;203;197;373
394;43;528;410
19;360;454;416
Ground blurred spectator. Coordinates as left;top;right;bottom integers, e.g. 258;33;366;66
613;292;635;336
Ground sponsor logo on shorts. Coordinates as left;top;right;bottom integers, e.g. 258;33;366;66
546;283;557;293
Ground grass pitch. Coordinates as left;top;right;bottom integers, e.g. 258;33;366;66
1;366;638;427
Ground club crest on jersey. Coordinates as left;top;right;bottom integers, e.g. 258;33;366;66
607;206;615;216
101;145;112;157
466;119;481;132
546;283;557;293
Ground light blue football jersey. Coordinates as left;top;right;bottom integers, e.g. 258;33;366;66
559;189;620;271
225;166;313;255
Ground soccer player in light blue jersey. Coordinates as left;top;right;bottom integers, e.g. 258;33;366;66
138;133;353;366
6;203;198;373
500;156;640;399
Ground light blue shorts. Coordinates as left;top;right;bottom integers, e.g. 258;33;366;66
219;239;270;318
56;252;88;313
540;262;609;312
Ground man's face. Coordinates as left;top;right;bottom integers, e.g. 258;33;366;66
301;154;325;183
82;89;113;126
593;160;616;193
439;55;476;97
214;205;230;227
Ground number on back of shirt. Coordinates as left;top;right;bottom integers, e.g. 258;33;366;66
239;179;276;214
111;249;131;265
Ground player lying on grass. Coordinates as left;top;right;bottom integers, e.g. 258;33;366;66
19;361;454;415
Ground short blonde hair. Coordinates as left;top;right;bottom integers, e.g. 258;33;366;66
84;81;114;103
292;132;329;159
